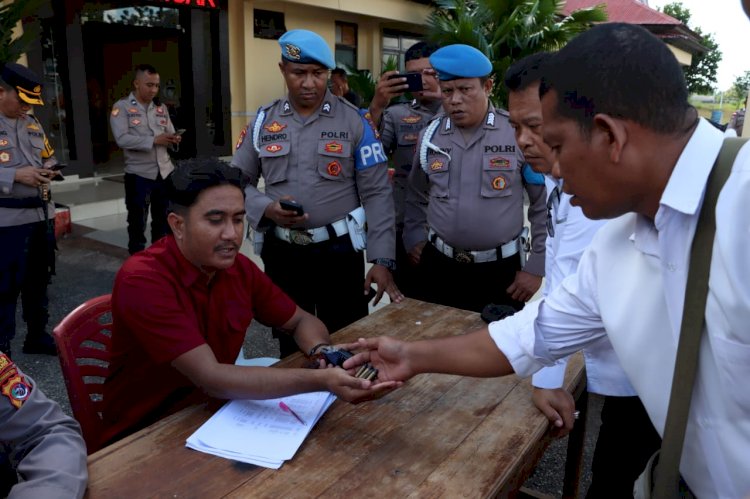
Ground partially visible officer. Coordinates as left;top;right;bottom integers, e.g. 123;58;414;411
403;45;547;313
110;63;181;255
0;351;87;498
0;62;59;357
231;29;402;357
369;41;443;296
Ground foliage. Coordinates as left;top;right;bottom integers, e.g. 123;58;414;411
0;0;45;65
344;55;399;108
662;1;722;95
732;70;750;104
81;5;180;29
425;0;607;106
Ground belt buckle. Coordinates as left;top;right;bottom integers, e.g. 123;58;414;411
290;230;313;245
454;249;474;264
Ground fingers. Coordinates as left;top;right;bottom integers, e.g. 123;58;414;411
372;286;385;306
342;350;372;369
386;284;404;304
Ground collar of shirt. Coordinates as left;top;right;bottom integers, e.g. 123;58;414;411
128;92;152;113
631;119;723;256
280;90;336;119
159;235;241;288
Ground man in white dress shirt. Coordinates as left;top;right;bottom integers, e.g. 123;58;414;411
505;52;662;497
345;23;750;498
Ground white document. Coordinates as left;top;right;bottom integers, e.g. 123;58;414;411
186;391;336;469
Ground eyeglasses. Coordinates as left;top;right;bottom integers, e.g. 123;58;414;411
546;185;566;237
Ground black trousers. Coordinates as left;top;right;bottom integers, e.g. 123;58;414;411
413;242;525;313
586;395;662;498
124;172;169;255
393;228;420;298
0;221;51;352
261;233;368;357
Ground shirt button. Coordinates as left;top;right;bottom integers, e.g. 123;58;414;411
667;263;677;272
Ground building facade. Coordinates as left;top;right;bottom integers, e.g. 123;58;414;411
17;0;430;177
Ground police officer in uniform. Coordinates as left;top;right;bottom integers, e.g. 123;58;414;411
403;45;547;313
0;352;87;498
369;42;443;296
232;30;403;357
110;64;181;255
0;63;59;357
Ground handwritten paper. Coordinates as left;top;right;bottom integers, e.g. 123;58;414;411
186;391;335;469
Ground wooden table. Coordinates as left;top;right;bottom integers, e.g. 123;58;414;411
86;298;586;498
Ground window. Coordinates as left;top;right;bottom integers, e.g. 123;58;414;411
382;30;424;72
254;9;285;40
335;22;357;69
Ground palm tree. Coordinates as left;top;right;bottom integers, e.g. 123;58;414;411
0;0;45;65
427;0;607;106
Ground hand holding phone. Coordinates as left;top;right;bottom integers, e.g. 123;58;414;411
279;199;304;216
387;72;423;93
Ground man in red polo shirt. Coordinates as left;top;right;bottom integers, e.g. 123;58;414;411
102;159;396;445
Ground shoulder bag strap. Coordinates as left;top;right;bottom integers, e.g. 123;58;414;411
654;137;747;497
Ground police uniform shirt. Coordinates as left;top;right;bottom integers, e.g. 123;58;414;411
380;99;443;226
403;104;547;275
109;92;175;180
0;353;87;498
0;113;55;228
232;91;395;260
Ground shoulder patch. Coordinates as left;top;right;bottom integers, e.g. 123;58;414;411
355;109;387;170
111;107;120;117
0;353;31;410
235;126;247;150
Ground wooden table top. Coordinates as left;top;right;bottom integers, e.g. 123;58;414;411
86;298;584;498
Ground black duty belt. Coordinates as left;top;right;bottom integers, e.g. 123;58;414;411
0;197;45;209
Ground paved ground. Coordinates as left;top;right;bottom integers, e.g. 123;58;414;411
10;223;604;497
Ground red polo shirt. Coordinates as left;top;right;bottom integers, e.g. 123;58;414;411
102;235;296;445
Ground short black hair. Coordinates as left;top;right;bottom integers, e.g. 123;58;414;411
331;68;347;77
134;64;158;79
540;23;690;135
504;52;552;92
405;41;439;63
167;158;245;213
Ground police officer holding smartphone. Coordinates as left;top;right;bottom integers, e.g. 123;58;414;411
232;30;403;357
0;63;60;357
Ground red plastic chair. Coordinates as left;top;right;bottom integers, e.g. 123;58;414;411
52;294;112;454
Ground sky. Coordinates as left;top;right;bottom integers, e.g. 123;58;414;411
649;0;750;91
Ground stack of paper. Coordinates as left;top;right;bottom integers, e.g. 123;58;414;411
186;391;336;469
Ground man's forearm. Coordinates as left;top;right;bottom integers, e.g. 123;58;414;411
407;327;514;378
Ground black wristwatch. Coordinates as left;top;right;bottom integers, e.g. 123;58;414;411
371;258;396;272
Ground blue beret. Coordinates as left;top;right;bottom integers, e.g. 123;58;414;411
429;44;493;81
278;30;335;70
0;63;43;105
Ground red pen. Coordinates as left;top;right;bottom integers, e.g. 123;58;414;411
279;401;306;425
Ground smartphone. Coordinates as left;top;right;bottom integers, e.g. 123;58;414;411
388;72;423;93
174;129;186;136
279;199;304;216
50;163;67;171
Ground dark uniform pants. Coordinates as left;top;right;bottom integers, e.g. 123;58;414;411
0;221;51;352
413;242;525;313
586;395;662;498
261;233;368;357
124;172;169;255
393;228;419;298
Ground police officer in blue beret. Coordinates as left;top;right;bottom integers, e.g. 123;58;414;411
0;62;60;357
403;44;547;313
232;29;403;357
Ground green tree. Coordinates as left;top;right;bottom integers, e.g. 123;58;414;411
425;0;607;106
0;0;45;65
662;1;722;95
732;70;750;103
